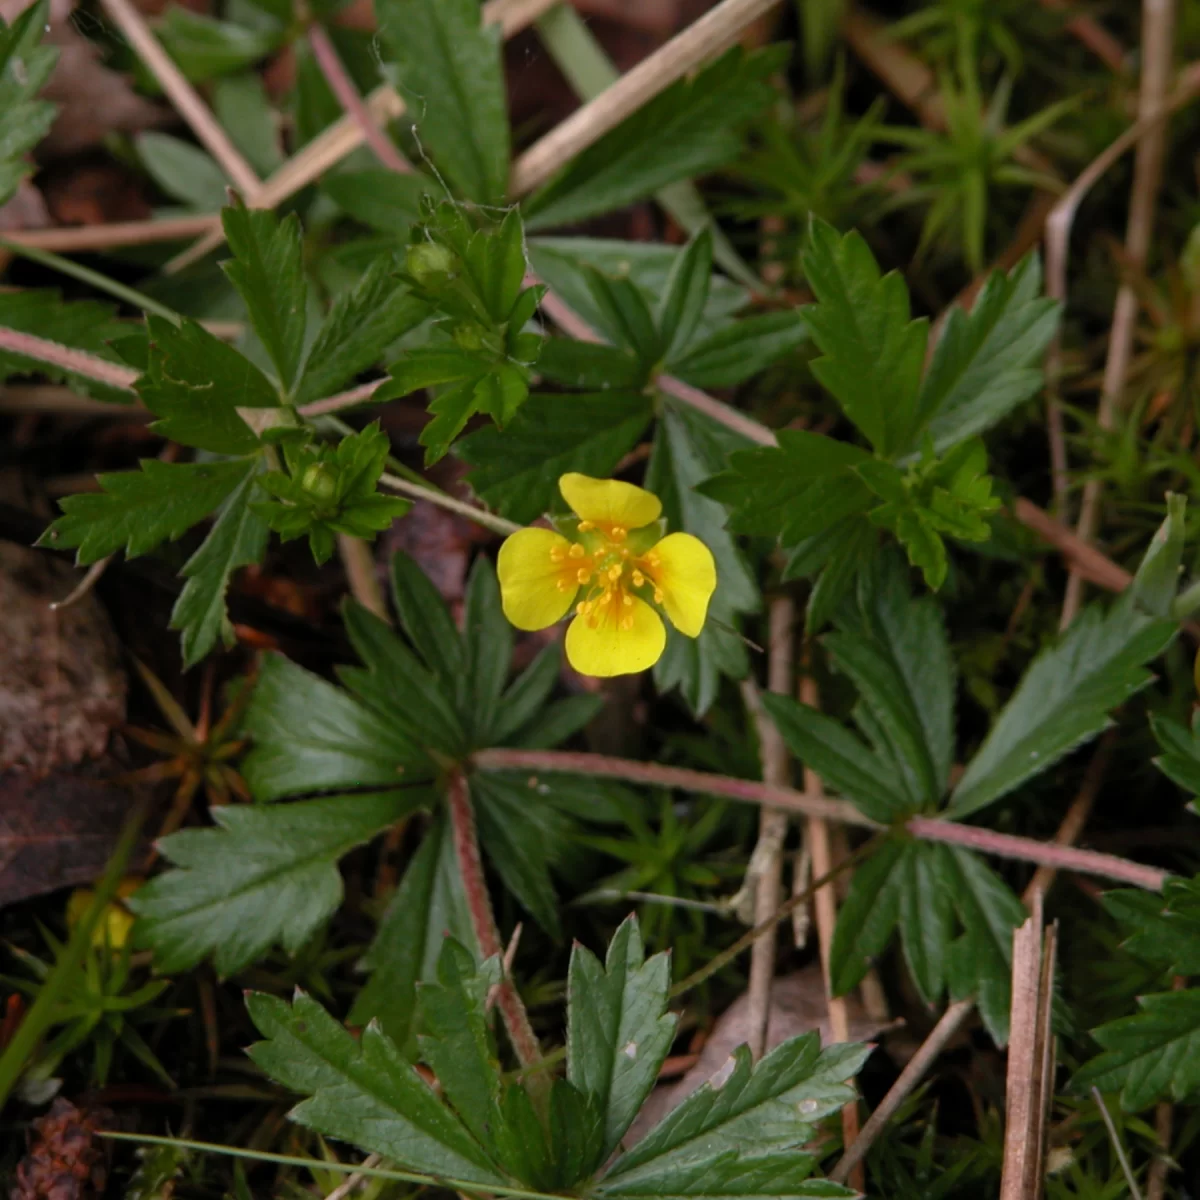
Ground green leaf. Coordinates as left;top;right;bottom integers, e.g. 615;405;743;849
761;693;912;823
130;792;415;975
648;403;759;714
241;653;428;801
829;837;908;995
702;429;874;547
472;773;572;937
458;391;653;524
139;316;277;454
1131;493;1187;618
221;202;308;394
657;228;713;362
940;845;1025;1045
801;218;927;456
149;7;280;82
323;169;434;234
898;841;954;1005
602;1034;868;1195
524;48;782;230
948;596;1176;819
389;550;464;688
917;253;1059;453
137;132;229;209
294;258;430;404
246;989;509;1183
1152;712;1200;798
36;458;253;565
1072;989;1200;1110
827;555;956;803
0;0;57;208
379;0;509;206
350;812;476;1048
171;460;270;667
1105;875;1200;977
568;916;677;1162
585;267;663;366
213;73;284;177
537;338;649;391
668;312;809;389
461;556;513;741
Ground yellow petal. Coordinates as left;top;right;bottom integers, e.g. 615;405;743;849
560;473;662;530
565;595;666;677
498;527;576;631
652;533;717;637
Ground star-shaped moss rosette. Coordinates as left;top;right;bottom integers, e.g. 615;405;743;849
498;473;717;677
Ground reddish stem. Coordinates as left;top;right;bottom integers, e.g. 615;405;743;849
445;771;542;1068
474;748;1169;891
0;327;138;392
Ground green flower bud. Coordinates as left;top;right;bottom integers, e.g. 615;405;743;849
300;463;338;502
406;242;455;286
452;322;486;351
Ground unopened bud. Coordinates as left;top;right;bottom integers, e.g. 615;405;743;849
301;463;337;502
406;242;455;286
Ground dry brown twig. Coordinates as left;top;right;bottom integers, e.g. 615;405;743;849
1060;0;1177;628
741;597;795;1062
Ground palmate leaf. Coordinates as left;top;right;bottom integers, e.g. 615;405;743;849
1105;875;1200;977
1151;712;1200;798
568;916;676;1162
800;217;928;457
948;595;1176;819
37;458;254;565
130;791;423;975
1072;989;1200;1111
601;1034;868;1199
246;989;510;1184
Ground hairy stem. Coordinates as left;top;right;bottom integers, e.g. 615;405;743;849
0;327;138;392
474;748;1169;890
446;771;542;1070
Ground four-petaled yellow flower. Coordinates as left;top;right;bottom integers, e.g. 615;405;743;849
498;473;717;677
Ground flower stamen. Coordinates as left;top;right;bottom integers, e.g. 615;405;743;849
569;543;586;559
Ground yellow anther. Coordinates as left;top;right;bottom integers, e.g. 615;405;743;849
620;614;634;631
576;568;592;584
607;564;622;582
576;600;593;616
557;579;571;591
599;591;612;605
654;588;664;603
550;546;566;562
644;552;660;567
622;593;633;607
610;526;627;542
577;520;594;533
569;543;586;559
631;569;645;587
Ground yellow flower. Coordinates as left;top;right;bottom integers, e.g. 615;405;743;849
66;877;142;951
498;473;717;677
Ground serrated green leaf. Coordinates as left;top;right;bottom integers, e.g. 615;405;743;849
489;644;564;744
351;812;476;1048
648;403;758;713
601;1153;855;1200
222;203;308;393
171;459;270;666
536;338;649;391
1072;989;1200;1110
241;653;429;801
137;132;229;209
472;773;571;937
761;693;912;823
668;312;809;389
139;315;277;453
458;391;653;524
918;253;1059;454
524;48;782;231
568;916;677;1162
1131;493;1187;618
584;266;662;366
36;457;253;565
0;0;57;208
323;169;433;234
378;0;509;206
294;258;430;403
389;549;465;686
829;837;908;995
1152;712;1200;797
1105;875;1200;976
212;73;283;177
948;597;1176;819
801;218;928;456
940;845;1024;1044
603;1034;869;1192
461;556;513;740
246;989;509;1182
658;228;713;362
899;841;953;1004
130;792;417;975
148;7;281;82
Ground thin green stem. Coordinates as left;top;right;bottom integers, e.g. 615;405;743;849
379;471;520;537
100;1133;562;1199
0;802;147;1107
1;240;180;322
